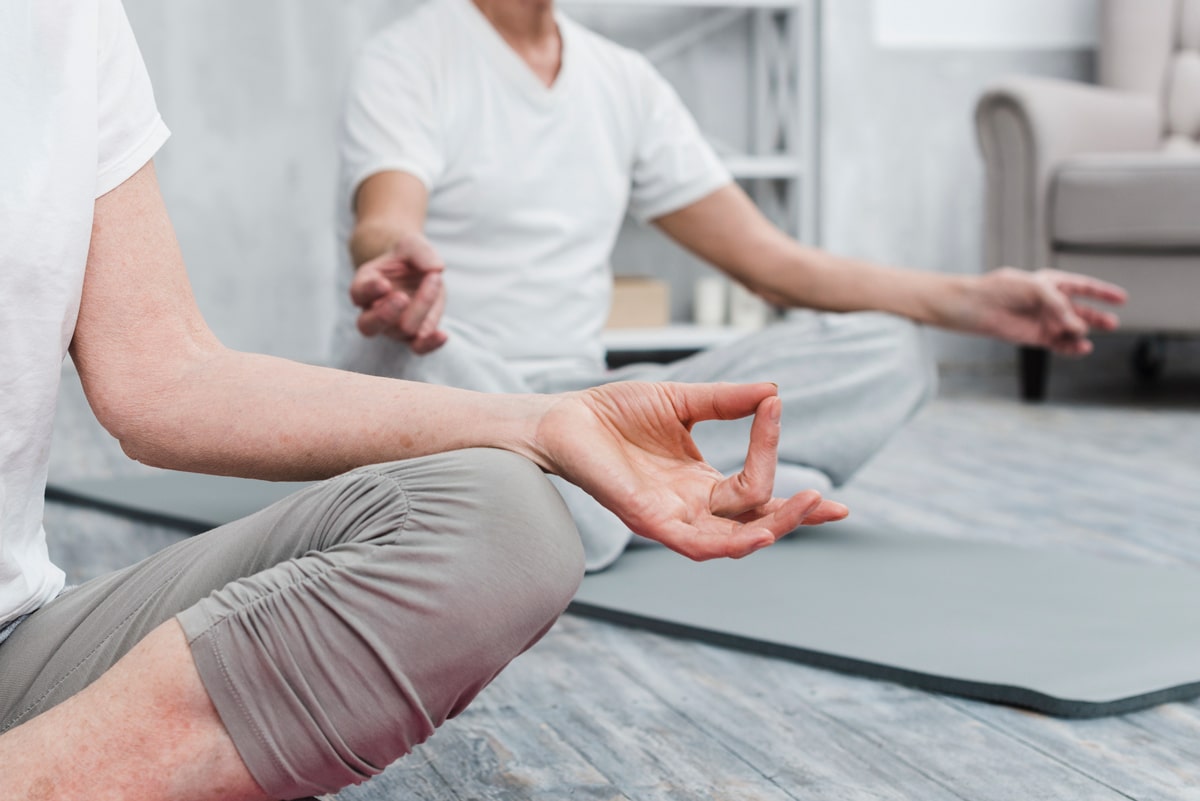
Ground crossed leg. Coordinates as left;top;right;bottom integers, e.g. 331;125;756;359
0;449;583;800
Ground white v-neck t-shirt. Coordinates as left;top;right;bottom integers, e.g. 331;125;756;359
0;0;169;628
334;0;731;377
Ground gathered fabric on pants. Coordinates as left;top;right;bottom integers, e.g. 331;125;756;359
0;449;584;799
340;311;939;570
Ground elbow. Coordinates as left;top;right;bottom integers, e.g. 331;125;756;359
77;343;222;472
89;387;175;469
750;281;792;309
114;427;173;470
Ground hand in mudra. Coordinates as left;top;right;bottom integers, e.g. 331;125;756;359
533;380;848;561
964;267;1127;356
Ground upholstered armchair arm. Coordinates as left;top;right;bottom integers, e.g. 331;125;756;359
976;76;1160;271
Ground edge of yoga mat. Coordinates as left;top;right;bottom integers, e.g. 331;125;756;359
45;475;311;533
565;599;1200;719
46;473;1200;718
46;483;212;532
569;527;1200;719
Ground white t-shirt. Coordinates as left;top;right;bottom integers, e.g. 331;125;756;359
334;0;731;377
0;0;169;627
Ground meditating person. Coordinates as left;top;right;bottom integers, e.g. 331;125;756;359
333;0;1127;570
0;2;848;799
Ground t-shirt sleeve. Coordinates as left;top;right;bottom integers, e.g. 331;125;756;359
95;0;170;198
627;56;732;224
339;36;444;212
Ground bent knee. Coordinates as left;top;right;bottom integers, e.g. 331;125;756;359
886;317;939;406
452;449;586;612
374;448;584;617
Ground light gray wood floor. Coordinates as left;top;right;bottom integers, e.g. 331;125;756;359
44;351;1200;800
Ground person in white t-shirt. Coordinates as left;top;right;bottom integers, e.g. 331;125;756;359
334;0;1128;570
0;2;848;798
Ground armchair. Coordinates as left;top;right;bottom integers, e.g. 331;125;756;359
977;0;1200;399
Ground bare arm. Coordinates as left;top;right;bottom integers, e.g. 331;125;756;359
75;164;530;479
655;185;1127;355
349;170;429;267
72;162;846;560
346;171;447;353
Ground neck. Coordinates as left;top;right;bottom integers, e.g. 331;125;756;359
472;0;557;47
471;0;562;87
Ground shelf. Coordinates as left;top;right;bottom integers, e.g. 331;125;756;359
602;324;747;353
722;154;804;179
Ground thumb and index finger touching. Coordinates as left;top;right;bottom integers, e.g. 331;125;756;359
351;236;446;308
669;380;850;549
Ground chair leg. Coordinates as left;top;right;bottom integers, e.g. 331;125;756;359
1019;346;1049;402
1132;335;1168;382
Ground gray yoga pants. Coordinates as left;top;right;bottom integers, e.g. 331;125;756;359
0;449;585;799
341;312;938;569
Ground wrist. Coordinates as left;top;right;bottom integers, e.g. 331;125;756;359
920;273;976;330
484;392;563;473
350;222;421;269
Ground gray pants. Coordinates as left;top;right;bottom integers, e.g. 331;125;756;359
0;450;584;799
341;312;938;570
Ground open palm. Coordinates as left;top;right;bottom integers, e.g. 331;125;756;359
969;268;1127;356
534;381;848;561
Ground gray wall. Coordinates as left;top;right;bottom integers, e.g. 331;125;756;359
125;0;415;363
820;0;1094;366
124;0;1096;367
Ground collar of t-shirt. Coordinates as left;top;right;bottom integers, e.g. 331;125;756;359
450;0;574;107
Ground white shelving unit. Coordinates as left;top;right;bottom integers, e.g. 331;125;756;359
562;0;821;356
601;324;746;354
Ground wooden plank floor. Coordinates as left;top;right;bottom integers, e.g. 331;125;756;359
44;356;1200;800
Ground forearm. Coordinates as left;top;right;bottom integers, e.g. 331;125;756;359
349;171;431;268
658;186;973;329
108;345;553;481
750;238;974;329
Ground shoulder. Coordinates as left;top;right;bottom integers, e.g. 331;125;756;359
560;14;660;91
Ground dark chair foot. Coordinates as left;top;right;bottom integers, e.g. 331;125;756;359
1132;335;1168;383
1019;346;1049;402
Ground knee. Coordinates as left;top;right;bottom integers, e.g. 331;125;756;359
365;448;585;637
887;317;939;407
448;449;586;618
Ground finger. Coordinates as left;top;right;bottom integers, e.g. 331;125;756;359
1036;282;1088;338
356;292;409;338
1073;302;1120;332
743;490;828;538
657;518;778;561
695;492;827;560
709;396;780;517
738;495;849;526
1044;271;1128;306
411;329;450;355
399;272;444;338
651;491;850;562
395;235;446;275
1048;335;1093;357
668;381;779;427
798;498;850;525
349;269;393;310
409;287;449;354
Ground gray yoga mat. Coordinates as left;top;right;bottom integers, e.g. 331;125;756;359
46;473;311;532
46;472;1200;717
